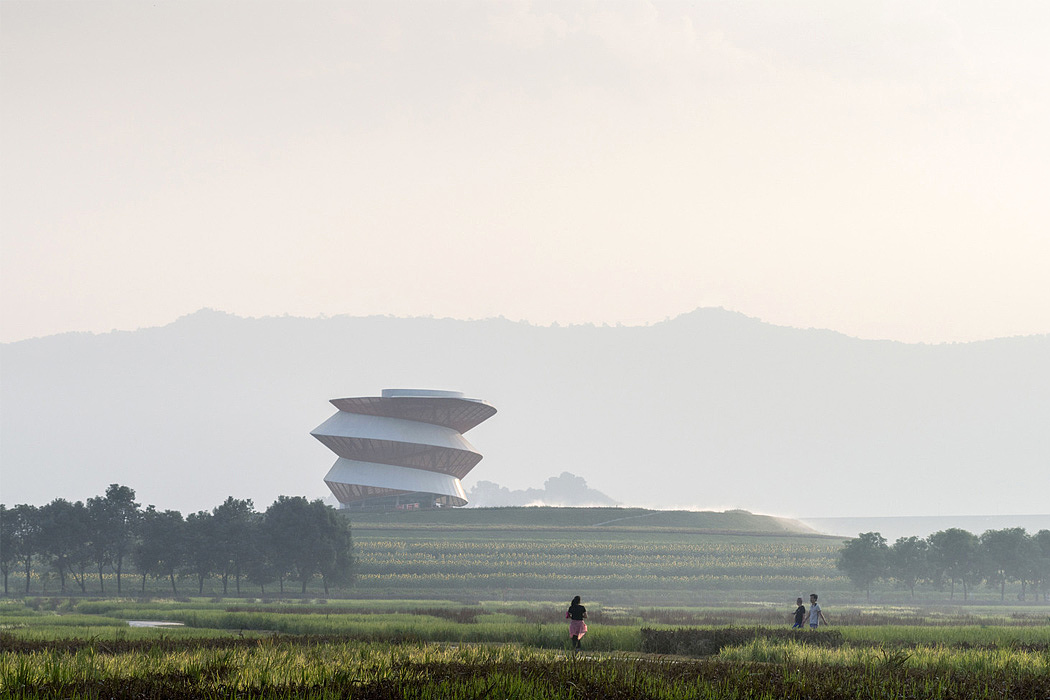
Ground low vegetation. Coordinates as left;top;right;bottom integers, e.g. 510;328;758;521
353;532;846;603
2;598;1049;699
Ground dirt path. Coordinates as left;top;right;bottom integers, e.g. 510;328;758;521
591;512;658;527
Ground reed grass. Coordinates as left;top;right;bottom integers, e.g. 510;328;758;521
4;638;1049;699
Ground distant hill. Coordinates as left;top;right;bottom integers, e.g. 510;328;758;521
2;308;1047;517
346;506;820;535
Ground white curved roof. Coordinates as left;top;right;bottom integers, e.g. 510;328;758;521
312;412;478;450
310;412;481;478
324;458;467;507
381;389;463;399
328;395;497;432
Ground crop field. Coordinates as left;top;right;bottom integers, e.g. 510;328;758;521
345;507;1043;605
349;509;853;604
3;598;1049;699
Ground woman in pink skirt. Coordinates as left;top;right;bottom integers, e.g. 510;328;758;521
566;595;587;652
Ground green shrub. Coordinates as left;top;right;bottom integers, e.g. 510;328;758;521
639;626;844;656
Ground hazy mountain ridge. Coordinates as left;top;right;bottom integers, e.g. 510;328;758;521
2;308;1047;517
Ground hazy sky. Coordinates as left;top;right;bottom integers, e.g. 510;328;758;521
3;1;1049;344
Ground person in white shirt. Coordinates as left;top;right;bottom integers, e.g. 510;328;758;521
808;593;829;629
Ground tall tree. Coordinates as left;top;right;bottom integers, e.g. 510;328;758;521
1032;530;1050;603
86;484;141;593
183;510;216;595
836;532;888;601
134;506;186;594
261;496;354;595
38;499;92;593
927;528;980;600
316;503;355;595
262;496;319;594
243;512;276;594
86;496;111;592
889;536;929;598
0;505;16;595
8;504;41;594
980;528;1031;601
133;506;162;593
105;484;140;595
1015;533;1044;601
210;497;256;595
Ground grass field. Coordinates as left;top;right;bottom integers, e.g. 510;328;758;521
3;597;1049;699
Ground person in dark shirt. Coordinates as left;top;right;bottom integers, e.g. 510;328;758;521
566;595;588;652
791;597;806;628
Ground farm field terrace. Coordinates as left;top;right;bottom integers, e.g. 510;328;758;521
3;598;1050;699
346;506;1048;605
349;507;851;605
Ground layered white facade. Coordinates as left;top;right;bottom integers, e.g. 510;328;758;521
312;389;496;509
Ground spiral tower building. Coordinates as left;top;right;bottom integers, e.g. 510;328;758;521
311;389;496;510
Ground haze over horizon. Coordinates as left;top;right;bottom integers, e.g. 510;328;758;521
3;2;1050;345
3;308;1047;520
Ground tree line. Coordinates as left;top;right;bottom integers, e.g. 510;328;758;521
0;485;354;597
836;528;1050;602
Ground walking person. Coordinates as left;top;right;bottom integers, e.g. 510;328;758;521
808;593;829;629
791;597;806;628
566;595;587;652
